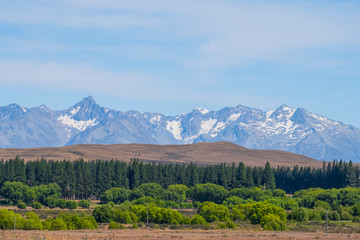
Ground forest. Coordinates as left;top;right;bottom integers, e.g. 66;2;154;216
0;156;358;199
0;156;360;232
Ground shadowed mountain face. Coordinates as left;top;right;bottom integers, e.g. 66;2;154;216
0;96;359;162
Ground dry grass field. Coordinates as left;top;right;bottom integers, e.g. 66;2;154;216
0;141;322;167
1;228;359;240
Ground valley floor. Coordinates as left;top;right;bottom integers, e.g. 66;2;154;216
2;229;359;240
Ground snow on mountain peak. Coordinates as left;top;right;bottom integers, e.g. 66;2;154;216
0;97;359;162
196;108;210;114
166;120;182;140
70;107;80;115
57;114;98;131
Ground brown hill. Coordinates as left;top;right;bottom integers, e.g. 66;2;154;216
0;141;322;167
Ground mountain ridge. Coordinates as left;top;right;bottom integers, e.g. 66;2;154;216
1;96;359;162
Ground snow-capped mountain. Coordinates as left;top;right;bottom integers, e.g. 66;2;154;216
1;96;359;162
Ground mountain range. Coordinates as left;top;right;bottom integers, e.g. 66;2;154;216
1;96;359;162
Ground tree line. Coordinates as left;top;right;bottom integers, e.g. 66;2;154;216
0;156;358;199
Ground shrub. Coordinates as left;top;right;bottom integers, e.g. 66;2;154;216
226;221;236;228
57;199;67;209
314;200;331;210
164;200;180;209
329;211;340;221
247;202;286;225
17;201;27;209
198;202;230;222
101;187;131;204
31;202;42;209
287;208;309;222
230;204;248;221
217;222;227;229
93;205;115;223
229;187;272;202
78;200;91;209
137;183;164;199
23;212;43;230
0;209;22;230
191;214;207;225
43;218;67;231
261;214;286;231
307;209;322;221
109;221;120;229
113;209;133;224
180;202;193;209
282;199;299;210
132;196;155;206
131;223;139;229
191;184;228;204
66;200;77;209
222;196;249;208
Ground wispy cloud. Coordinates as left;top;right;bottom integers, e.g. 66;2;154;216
1;1;359;69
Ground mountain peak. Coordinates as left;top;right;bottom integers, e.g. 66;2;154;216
78;96;97;105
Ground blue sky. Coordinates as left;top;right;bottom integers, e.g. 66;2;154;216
1;0;360;127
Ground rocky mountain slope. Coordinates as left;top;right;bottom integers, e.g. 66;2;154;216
0;96;359;162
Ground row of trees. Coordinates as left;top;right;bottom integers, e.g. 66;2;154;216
0;156;358;199
274;160;359;192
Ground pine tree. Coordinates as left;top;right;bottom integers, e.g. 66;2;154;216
262;162;275;190
236;162;246;188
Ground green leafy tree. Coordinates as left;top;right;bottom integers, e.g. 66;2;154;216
198;201;230;222
190;183;228;204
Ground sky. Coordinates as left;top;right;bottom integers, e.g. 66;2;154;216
0;0;360;127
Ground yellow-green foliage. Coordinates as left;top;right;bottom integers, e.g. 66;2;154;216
191;214;207;225
261;214;286;231
198;201;230;222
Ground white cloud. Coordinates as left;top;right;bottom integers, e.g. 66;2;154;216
0;1;359;69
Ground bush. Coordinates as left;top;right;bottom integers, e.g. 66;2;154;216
191;214;207;225
222;196;249;208
217;222;227;229
109;221;120;229
31;202;42;209
131;223;139;229
226;221;236;228
57;199;67;209
93;205;115;223
113;209;133;224
229;187;272;202
164;200;179;209
108;221;126;229
66;200;77;209
78;200;91;209
17;201;27;209
0;209;22;230
43;218;67;231
247;202;286;225
180;202;193;209
57;213;98;230
198;202;230;222
282;199;299;210
23;212;43;230
137;183;164;199
101;187;131;204
261;214;286;231
287;208;309;222
191;184;228;204
230;204;249;221
132;196;155;206
307;209;322;221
